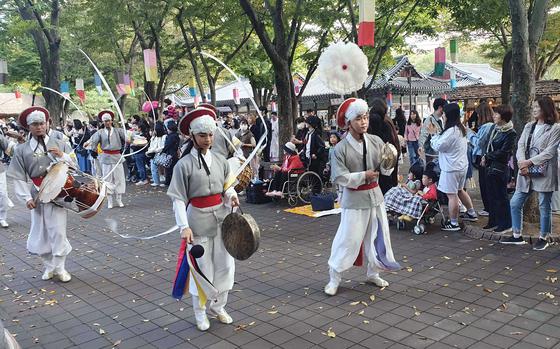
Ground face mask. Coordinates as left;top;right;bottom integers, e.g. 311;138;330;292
297;123;304;130
240;125;248;131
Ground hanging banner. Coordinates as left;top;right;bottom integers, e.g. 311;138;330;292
75;79;85;103
94;72;103;95
293;76;303;95
189;77;197;97
0;60;7;85
450;68;457;90
434;47;446;77
115;71;126;96
358;0;375;47
60;81;70;97
450;39;458;63
123;74;132;95
143;49;158;82
386;90;393;107
194;95;200;108
130;79;136;97
270;101;277;113
233;88;240;105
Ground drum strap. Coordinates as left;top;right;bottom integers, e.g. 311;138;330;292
350;182;378;191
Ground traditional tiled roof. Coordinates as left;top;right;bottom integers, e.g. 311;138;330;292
0;93;45;117
448;79;560;100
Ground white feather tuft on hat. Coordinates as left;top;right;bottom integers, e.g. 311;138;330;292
27;110;46;125
345;98;369;123
101;113;113;122
190;115;217;135
317;42;369;95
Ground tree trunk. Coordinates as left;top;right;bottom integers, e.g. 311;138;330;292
508;0;551;224
500;50;513;105
275;63;295;146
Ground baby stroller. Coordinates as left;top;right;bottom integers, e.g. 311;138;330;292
395;198;446;235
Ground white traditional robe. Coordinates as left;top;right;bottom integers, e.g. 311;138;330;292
167;148;237;312
89;127;126;194
0;134;15;221
328;134;401;278
7;135;75;256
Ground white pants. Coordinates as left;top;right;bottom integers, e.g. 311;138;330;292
190;230;235;313
101;163;126;195
328;203;400;276
28;202;71;257
0;172;8;220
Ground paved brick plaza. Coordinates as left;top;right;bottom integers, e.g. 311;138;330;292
0;184;559;349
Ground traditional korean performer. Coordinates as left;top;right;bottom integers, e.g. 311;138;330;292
0;129;20;228
198;103;237;159
167;106;239;331
86;110;127;208
7;107;76;282
325;98;401;296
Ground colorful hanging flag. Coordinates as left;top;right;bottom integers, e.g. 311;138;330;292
0;60;7;85
386;90;393;107
115;71;126;96
450;39;458;63
75;79;85;103
449;68;457;90
130;79;136;97
293;76;303;95
233;88;240;105
143;49;158;82
434;47;446;77
94;72;103;95
358;0;375;47
189;77;197;97
60;81;70;97
123;74;132;95
194;95;200;108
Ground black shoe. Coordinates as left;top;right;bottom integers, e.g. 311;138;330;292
460;212;478;222
493;227;512;234
533;238;549;251
483;224;498;230
500;235;526;245
441;220;461;231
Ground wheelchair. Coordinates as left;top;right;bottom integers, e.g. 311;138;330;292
268;167;324;207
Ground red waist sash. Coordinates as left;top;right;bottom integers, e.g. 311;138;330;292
190;194;222;208
103;149;121;155
351;182;379;191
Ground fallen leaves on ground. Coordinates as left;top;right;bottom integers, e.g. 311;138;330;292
322;327;336;338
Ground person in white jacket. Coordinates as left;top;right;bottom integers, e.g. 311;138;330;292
427;103;477;231
147;121;167;187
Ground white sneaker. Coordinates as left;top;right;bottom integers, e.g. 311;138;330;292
42;269;54;281
56;270;72;283
196;315;210;331
367;275;389;287
117;200;124;208
150;183;159;187
0;220;8;228
159;184;166;187
324;282;338;296
135;180;147;186
478;210;489;216
107;197;114;209
210;309;233;324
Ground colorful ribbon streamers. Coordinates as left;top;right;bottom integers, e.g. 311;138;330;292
143;49;158;82
358;0;375;47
